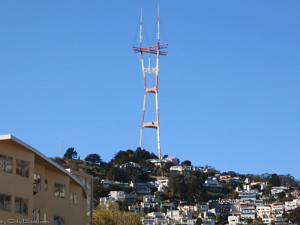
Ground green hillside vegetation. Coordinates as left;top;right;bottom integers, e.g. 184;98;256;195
52;147;299;225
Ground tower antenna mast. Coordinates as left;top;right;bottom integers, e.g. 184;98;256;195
132;7;168;159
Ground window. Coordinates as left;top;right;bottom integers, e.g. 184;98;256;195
33;173;41;194
70;193;78;204
54;184;65;198
45;179;48;191
0;193;11;212
15;197;28;215
33;209;40;222
54;216;64;225
16;159;29;177
0;154;13;173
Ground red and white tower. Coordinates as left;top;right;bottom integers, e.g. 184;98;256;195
132;8;168;159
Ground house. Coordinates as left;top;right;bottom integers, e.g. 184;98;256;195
271;203;284;217
109;191;125;201
142;212;168;225
155;177;169;191
219;175;231;183
170;165;203;174
143;195;157;203
238;190;258;201
128;205;141;212
240;203;255;219
101;179;129;188
141;195;158;212
167;210;184;220
271;186;288;196
130;182;151;194
256;205;272;224
166;210;194;225
232;177;243;184
161;202;176;211
204;177;223;192
179;217;195;225
290;190;300;198
141;202;158;212
202;211;216;225
0;134;88;225
167;157;180;166
285;200;298;212
119;161;140;169
228;215;240;225
195;204;209;212
99;196;115;204
177;205;194;218
218;200;231;215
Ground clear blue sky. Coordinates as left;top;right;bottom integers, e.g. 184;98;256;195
1;1;300;179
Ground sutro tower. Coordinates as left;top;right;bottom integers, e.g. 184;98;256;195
132;8;168;159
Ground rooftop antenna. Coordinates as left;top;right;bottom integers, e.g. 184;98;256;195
132;6;168;159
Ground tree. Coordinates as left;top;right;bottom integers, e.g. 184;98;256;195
85;153;102;165
196;218;202;225
181;160;191;166
244;218;253;224
270;174;281;187
284;207;300;224
93;201;143;225
64;147;78;159
107;167;128;182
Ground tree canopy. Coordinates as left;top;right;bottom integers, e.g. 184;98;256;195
93;201;143;225
63;147;78;159
85;153;102;165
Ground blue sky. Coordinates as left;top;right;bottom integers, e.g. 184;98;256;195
1;1;300;179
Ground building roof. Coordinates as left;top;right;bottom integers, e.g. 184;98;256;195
0;134;87;197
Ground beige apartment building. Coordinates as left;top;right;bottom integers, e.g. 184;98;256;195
65;168;93;225
0;134;88;225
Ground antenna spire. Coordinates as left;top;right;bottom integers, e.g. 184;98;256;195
158;5;160;45
140;8;143;48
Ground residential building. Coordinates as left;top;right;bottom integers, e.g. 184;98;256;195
155;177;169;191
285;200;298;212
170;165;203;174
219;175;231;182
109;191;125;201
228;215;240;225
240;203;255;219
119;161;140;169
271;203;284;218
142;212;168;225
204;177;223;192
218;200;231;215
256;205;272;224
161;202;176;211
143;195;157;203
65;168;93;225
271;187;288;196
195;204;209;212
290;190;300;198
166;157;180;166
130;182;151;195
101;179;129;188
0;134;88;225
128;205;141;212
238;190;258;201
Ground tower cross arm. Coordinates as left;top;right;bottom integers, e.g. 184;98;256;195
132;44;168;55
